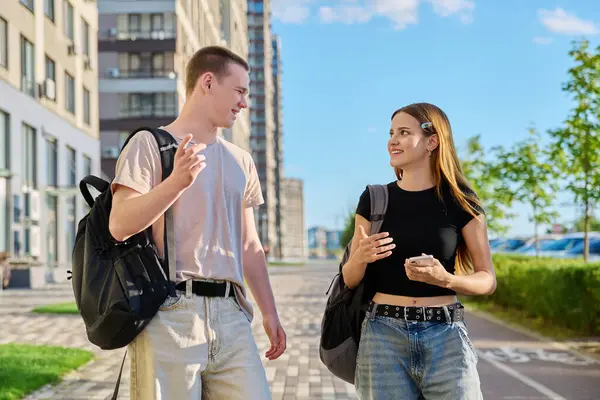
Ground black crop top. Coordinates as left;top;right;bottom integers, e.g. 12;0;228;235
355;181;483;297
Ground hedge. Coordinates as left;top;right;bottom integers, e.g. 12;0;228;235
468;254;600;336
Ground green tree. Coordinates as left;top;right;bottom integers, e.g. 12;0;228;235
548;40;600;262
340;210;355;249
494;127;560;256
461;135;516;237
573;214;600;232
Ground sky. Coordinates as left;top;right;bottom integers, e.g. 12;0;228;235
267;0;600;237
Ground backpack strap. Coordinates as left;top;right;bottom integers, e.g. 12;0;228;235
120;127;179;291
367;184;388;235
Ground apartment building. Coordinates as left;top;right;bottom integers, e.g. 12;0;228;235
98;0;251;179
271;34;284;259
282;178;306;260
248;0;278;252
0;0;100;278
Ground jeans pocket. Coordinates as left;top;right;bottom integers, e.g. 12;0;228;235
158;292;185;312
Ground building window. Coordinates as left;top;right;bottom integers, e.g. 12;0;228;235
44;0;55;21
66;195;76;261
67;146;76;186
83;87;90;125
20;0;34;12
0;110;8;172
0;18;7;69
63;0;74;41
20;36;35;97
128;14;141;33
45;55;56;102
0;111;9;252
46;136;57;187
46;193;58;263
65;72;75;114
81;18;89;58
21;123;37;190
83;155;91;176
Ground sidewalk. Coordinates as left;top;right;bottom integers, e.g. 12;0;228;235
1;263;356;400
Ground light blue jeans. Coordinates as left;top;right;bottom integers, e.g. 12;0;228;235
355;304;482;400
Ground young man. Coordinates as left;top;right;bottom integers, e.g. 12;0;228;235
109;46;286;399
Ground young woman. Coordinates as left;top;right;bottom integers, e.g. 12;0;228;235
342;103;496;399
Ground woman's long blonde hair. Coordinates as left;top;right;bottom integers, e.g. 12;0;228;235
391;103;482;275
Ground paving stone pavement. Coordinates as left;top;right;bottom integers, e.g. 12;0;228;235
0;262;356;400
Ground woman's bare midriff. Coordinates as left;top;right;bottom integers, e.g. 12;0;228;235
372;293;458;307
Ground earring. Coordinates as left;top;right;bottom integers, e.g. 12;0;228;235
427;149;432;157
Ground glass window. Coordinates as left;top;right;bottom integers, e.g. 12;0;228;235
67;146;76;186
81;18;90;57
46;193;58;263
66;196;76;261
0;110;8;171
21;123;36;189
44;0;55;21
45;55;55;81
0;18;7;68
20;36;35;97
46;136;57;187
63;0;74;40
65;72;75;114
83;87;90;125
20;0;34;12
83;154;91;176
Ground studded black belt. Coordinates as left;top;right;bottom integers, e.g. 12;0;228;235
367;301;465;322
175;280;234;297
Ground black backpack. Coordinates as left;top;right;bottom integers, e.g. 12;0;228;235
70;127;179;398
319;184;388;384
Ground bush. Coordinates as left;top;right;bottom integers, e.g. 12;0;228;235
470;254;600;336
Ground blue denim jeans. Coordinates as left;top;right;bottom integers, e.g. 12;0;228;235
355;304;482;400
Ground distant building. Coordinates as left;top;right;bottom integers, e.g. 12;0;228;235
308;226;342;259
281;178;305;260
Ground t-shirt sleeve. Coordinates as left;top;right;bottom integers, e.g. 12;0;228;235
456;188;485;229
243;155;264;208
111;131;162;195
355;187;371;221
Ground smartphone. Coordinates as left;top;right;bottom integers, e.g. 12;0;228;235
408;254;434;266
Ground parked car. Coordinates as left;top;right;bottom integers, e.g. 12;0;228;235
535;232;600;257
514;234;562;255
491;238;528;254
562;238;600;262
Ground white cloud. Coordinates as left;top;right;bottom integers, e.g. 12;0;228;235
533;36;553;45
538;8;599;36
427;0;474;23
319;5;373;24
273;0;475;29
271;0;312;24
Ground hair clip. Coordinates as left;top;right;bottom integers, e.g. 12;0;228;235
421;122;433;130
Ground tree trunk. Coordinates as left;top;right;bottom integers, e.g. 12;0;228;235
584;199;590;262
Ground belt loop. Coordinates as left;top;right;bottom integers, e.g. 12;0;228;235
225;281;231;297
369;303;378;320
442;305;451;324
185;279;192;299
403;306;408;321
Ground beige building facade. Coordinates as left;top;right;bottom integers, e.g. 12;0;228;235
0;0;100;282
281;178;306;260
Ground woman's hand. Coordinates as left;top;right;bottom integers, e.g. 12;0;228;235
405;254;452;288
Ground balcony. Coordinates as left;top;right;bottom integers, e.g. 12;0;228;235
100;68;177;93
100;105;177;132
99;29;176;52
98;1;176;15
120;105;177;118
